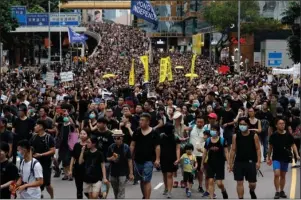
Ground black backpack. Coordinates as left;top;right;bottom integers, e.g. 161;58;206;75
20;159;39;183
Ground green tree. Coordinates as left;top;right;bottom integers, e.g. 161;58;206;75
0;0;19;43
203;1;282;61
281;1;300;64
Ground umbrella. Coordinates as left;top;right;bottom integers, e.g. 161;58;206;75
103;74;116;78
218;65;230;74
185;73;198;78
175;66;184;69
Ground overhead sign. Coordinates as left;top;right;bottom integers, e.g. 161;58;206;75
268;52;282;67
131;0;158;28
49;13;80;26
27;13;49;26
11;6;27;25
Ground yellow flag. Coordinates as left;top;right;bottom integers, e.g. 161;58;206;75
140;55;149;82
190;54;197;80
166;56;173;81
129;59;135;86
159;58;168;83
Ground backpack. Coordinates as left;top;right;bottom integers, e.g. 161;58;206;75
205;137;225;147
20;159;39;183
109;143;130;159
30;133;51;152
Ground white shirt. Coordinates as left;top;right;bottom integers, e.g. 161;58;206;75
262;85;271;96
189;125;205;157
56;94;67;102
19;159;43;199
20;100;30;107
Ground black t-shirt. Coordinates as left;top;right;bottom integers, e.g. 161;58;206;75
107;119;119;130
4;114;16;131
83;150;104;183
0;129;13;144
148;111;159;128
13;117;35;140
0;160;19;199
60;124;75;149
107;144;131;177
269;132;294;163
91;130;114;161
132;128;160;164
30;134;55;167
256;110;274;135
159;133;180;162
79;100;90;116
113;106;123;122
205;137;228;165
221;109;236;128
71;142;85;170
231;99;243;115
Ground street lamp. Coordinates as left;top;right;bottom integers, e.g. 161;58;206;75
237;0;241;73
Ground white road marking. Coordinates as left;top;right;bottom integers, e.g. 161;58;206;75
154;182;164;190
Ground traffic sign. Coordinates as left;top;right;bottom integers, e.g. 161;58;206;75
49;13;80;26
11;6;27;25
268;52;282;67
27;13;49;26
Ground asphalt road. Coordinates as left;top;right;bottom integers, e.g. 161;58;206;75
38;163;300;199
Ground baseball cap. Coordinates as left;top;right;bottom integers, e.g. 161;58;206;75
208;113;218;119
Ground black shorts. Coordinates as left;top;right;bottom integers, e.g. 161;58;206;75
233;162;257;182
206;163;225;180
183;172;194;183
161;160;178;173
196;156;202;171
41;165;52;188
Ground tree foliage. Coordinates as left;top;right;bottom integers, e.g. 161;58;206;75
0;0;19;41
281;1;300;63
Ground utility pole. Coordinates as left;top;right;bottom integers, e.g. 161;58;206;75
48;0;51;67
59;4;62;65
237;0;241;73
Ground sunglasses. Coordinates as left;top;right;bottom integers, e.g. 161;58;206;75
113;137;122;140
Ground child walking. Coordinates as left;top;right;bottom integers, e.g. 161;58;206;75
180;143;197;197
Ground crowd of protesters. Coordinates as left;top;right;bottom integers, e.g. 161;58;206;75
0;21;300;200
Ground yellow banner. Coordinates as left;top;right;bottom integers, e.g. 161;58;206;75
129;59;135;86
166;56;173;81
192;34;204;55
190;54;197;80
140;55;149;82
159;58;168;83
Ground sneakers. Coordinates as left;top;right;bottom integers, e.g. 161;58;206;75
274;192;280;199
202;192;217;198
167;192;172;199
62;176;68;180
198;186;205;193
222;190;228;199
279;191;287;198
163;189;168;195
186;190;192;197
173;181;178;188
53;168;61;178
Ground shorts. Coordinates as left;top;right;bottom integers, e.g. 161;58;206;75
223;127;233;145
273;160;289;172
83;181;102;193
233;162;257;182
183;172;194;183
206;163;225;180
59;148;71;167
196;156;202;171
161;159;178;173
41;165;52;189
134;161;154;182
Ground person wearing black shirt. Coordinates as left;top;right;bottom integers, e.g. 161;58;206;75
201;124;229;199
107;130;134;199
0;118;13;158
79;137;108;199
130;113;160;199
113;97;124;122
2;105;16;131
220;99;236;148
69;130;89;199
0;142;19;199
267;119;300;199
105;108;119;130
12;105;35;164
231;91;243;115
30;120;55;199
229;118;261;199
144;100;160;128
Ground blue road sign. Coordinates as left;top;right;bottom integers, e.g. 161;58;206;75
11;6;27;25
268;52;282;67
27;14;49;26
49;13;80;26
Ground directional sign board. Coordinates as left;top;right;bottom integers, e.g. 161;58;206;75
11;6;27;25
268;52;282;67
27;13;49;26
49;13;81;26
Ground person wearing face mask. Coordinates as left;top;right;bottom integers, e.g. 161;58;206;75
201;125;229;199
220;99;236;150
229;117;261;199
87;111;98;132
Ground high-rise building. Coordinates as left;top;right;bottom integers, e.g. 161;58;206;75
102;9;117;21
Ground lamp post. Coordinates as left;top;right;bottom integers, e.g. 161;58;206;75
237;0;241;73
48;0;51;67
